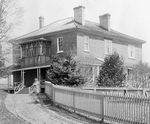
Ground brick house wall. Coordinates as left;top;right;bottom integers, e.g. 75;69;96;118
47;31;77;57
12;30;77;68
77;31;142;66
77;32;105;59
113;40;142;66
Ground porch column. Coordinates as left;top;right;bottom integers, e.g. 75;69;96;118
22;70;25;86
7;74;10;93
21;70;25;86
92;66;95;83
37;68;39;80
37;68;41;82
39;68;41;82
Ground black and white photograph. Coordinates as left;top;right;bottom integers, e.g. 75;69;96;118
0;0;150;123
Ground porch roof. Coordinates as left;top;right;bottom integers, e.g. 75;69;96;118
12;64;50;72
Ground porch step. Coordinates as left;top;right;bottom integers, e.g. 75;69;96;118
17;87;29;94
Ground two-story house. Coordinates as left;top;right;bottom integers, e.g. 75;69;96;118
10;6;145;90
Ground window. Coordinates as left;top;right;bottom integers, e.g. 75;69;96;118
46;46;50;56
35;42;39;56
128;44;135;58
42;42;46;55
104;39;112;54
127;68;133;75
39;42;43;55
25;45;28;57
22;46;25;58
20;46;22;58
84;36;89;51
57;37;63;53
33;43;36;56
30;44;33;57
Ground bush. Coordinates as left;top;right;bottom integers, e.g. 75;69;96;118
47;53;85;86
97;52;125;87
128;61;150;88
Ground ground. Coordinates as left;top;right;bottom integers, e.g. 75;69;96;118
0;89;107;124
0;78;107;124
0;90;27;124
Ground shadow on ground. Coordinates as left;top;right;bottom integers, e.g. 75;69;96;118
37;93;107;124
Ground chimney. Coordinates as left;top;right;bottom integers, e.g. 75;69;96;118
99;13;111;31
39;16;44;29
73;6;85;25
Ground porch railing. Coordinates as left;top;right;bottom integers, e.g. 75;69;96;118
29;85;35;94
14;82;24;94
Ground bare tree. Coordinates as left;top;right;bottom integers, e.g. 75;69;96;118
0;0;23;77
126;61;150;88
0;0;23;41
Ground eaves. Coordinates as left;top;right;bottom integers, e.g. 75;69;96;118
76;28;146;44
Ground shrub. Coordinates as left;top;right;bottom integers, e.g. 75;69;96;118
47;53;85;86
97;52;125;87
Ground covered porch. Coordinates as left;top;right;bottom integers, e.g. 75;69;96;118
8;65;50;93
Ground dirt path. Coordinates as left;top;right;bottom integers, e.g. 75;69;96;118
5;93;93;124
0;90;28;124
4;93;105;124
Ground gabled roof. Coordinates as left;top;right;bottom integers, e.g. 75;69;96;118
12;17;146;44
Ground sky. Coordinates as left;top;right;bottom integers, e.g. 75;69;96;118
15;0;150;63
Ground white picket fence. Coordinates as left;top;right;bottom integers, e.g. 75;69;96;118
45;81;150;124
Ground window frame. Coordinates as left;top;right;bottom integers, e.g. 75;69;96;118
104;39;112;54
84;36;90;52
25;44;28;57
128;44;135;59
30;44;33;57
57;37;63;53
39;42;43;55
20;45;22;58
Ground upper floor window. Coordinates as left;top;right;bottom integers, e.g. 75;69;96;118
30;44;33;56
20;46;22;58
57;37;63;53
104;39;112;54
84;36;89;51
25;45;28;57
128;44;135;59
39;42;43;55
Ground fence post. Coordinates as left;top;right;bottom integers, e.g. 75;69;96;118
73;91;76;112
51;83;53;99
52;84;55;103
149;98;150;124
101;95;104;122
7;74;10;93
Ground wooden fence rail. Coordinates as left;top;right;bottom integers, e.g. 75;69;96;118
45;81;150;124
